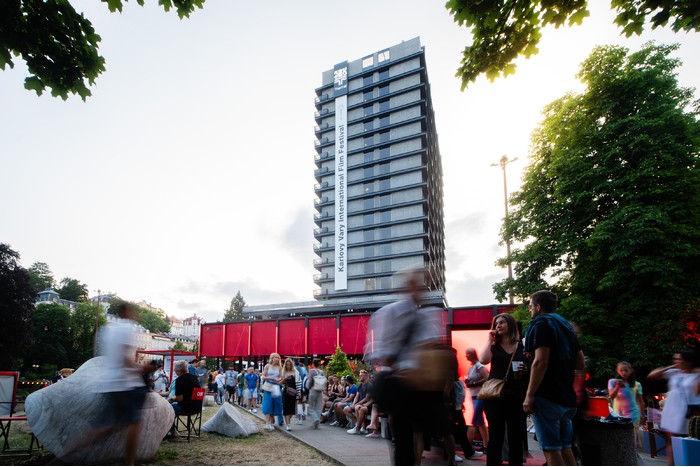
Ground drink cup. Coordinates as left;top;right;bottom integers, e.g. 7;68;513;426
512;361;524;378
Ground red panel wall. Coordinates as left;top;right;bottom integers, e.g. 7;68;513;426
224;322;250;357
251;321;277;356
200;324;225;357
339;315;370;355
453;307;496;326
308;317;337;355
278;319;306;356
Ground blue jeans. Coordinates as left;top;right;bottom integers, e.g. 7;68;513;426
531;396;576;451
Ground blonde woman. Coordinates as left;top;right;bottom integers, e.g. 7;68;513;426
261;353;284;431
281;358;302;430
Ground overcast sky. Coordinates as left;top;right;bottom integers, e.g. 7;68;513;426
2;1;698;323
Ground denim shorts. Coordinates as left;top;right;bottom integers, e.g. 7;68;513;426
471;397;485;426
531;396;577;451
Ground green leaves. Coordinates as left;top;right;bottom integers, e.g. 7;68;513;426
1;0;205;100
496;43;700;377
446;0;698;88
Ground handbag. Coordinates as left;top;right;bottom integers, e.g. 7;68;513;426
285;385;298;397
261;381;275;392
477;345;517;401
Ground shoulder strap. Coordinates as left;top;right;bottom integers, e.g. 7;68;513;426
503;343;518;381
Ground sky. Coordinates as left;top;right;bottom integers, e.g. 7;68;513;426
2;1;699;324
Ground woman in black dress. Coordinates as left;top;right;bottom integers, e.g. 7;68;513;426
281;358;301;430
480;313;528;465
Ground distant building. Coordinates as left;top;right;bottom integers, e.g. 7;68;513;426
182;314;202;339
35;289;78;312
168;315;184;336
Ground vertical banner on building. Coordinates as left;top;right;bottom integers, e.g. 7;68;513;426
333;61;349;291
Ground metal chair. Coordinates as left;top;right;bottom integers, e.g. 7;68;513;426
174;387;205;442
0;372;41;457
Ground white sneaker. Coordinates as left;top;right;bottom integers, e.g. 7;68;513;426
360;427;367;434
329;421;339;426
467;451;484;459
295;419;303;425
252;408;258;413
455;455;463;462
286;425;291;431
347;427;358;434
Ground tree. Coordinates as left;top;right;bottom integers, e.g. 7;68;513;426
0;244;36;370
223;291;246;323
137;305;171;334
69;302;107;366
326;346;354;378
26;303;72;370
170;340;186;351
26;262;55;293
445;0;700;89
0;0;205;100
56;277;89;302
494;42;700;376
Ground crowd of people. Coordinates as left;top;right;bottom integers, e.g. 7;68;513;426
85;290;699;466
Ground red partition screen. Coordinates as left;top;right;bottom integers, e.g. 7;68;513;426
453;307;495;326
224;322;250;357
251;321;277;356
278;319;306;356
339;315;370;355
308;317;337;355
200;324;225;357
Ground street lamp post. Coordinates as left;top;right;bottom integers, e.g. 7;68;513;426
94;289;101;357
491;155;517;305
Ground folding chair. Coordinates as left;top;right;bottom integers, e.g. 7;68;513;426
646;407;667;458
174;387;205;442
0;372;41;457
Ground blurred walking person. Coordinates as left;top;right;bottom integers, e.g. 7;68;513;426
307;358;326;429
61;301;154;465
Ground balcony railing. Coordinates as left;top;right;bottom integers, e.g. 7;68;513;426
314;137;330;148
314;227;329;237
313;212;330;221
314;94;330;104
313;257;330;266
313;167;330;177
314;123;330;133
314;108;330;119
314;196;329;206
314;181;329;192
313;242;329;251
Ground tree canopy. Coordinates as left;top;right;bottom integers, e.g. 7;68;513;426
0;0;205;100
0;244;36;370
70;302;107;365
28;303;72;370
223;291;246;323
494;42;700;376
27;262;55;293
445;0;700;89
56;277;89;302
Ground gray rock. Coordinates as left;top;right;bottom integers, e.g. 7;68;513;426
202;403;259;437
25;357;174;463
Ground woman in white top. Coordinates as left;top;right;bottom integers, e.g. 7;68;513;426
648;350;700;466
261;353;284;431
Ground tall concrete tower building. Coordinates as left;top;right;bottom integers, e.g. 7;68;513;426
313;37;446;304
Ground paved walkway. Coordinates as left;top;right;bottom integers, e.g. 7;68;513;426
232;403;666;466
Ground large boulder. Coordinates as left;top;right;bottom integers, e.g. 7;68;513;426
25;357;174;463
202;404;259;437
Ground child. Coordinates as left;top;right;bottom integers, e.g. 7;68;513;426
608;361;645;445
